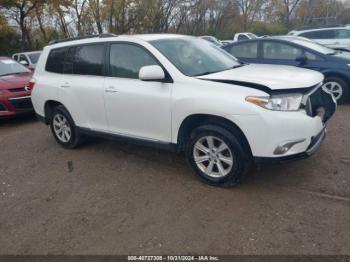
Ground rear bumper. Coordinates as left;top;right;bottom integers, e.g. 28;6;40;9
254;128;326;165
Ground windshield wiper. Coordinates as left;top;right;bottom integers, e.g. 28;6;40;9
192;71;221;77
229;64;245;69
192;64;245;77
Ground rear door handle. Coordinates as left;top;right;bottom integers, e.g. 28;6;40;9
105;86;118;93
60;83;70;88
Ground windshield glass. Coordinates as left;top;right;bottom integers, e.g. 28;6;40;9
28;52;41;64
151;37;241;76
292;39;335;55
0;59;30;76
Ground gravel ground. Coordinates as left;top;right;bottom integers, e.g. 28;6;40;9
0;105;349;255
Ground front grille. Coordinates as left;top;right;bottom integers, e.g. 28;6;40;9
0;103;6;111
9;87;26;93
304;86;336;122
9;97;33;110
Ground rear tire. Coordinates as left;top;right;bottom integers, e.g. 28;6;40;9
185;125;251;187
50;105;83;149
322;77;349;104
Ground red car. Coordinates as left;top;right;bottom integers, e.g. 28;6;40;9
0;57;34;118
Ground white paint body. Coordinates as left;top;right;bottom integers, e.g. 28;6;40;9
32;34;326;158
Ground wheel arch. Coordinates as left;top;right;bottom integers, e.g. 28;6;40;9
44;100;65;124
176;114;252;157
322;71;350;83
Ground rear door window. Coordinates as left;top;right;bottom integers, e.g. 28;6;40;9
62;47;75;74
229;42;258;59
74;44;105;76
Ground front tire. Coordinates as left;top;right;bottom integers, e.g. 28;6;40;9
322;77;349;104
186;125;251;187
50;105;82;149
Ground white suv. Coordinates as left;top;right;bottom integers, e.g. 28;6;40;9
31;34;336;187
289;26;350;51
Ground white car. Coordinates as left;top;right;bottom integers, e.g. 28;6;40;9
289;26;350;51
234;33;258;42
12;51;42;70
31;34;336;187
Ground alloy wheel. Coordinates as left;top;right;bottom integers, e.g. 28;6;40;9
193;136;234;178
322;81;343;101
53;114;72;143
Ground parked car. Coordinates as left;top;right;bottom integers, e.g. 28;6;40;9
0;57;34;118
233;32;258;42
199;36;223;47
288;26;350;51
223;36;350;103
32;34;336;187
12;51;42;70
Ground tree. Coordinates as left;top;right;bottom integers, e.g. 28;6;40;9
72;0;88;35
0;13;20;55
89;0;103;34
234;0;264;30
0;0;44;50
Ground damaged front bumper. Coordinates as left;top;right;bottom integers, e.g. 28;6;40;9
254;85;336;165
254;127;326;164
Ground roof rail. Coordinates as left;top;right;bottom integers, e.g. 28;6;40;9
48;33;117;45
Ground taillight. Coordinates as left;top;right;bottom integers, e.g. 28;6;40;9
28;78;35;89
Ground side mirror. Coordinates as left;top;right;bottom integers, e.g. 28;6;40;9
296;54;307;65
20;60;29;66
139;65;165;81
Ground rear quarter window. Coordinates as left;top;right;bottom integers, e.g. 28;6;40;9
45;44;105;76
45;47;68;73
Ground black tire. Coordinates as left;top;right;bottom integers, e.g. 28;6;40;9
323;77;349;104
185;125;251;187
50;105;83;149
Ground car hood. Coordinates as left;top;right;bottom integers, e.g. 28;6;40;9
0;72;32;90
198;64;324;93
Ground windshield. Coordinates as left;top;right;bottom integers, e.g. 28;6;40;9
151;37;241;77
292;39;335;55
28;52;41;64
0;59;30;76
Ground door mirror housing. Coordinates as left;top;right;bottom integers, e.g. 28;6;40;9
296;54;307;65
19;60;29;66
139;65;165;81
